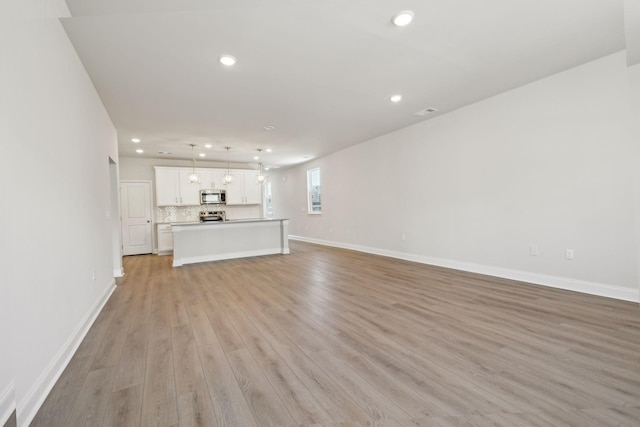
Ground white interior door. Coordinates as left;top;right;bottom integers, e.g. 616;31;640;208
120;181;153;255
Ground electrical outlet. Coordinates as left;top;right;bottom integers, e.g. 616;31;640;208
529;245;539;256
565;249;574;260
92;270;97;281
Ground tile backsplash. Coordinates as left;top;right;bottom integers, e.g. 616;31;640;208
156;205;262;223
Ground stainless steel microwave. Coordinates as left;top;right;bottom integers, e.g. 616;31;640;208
200;189;226;205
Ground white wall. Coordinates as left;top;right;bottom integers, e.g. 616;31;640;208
271;52;639;302
629;64;640;294
0;0;119;425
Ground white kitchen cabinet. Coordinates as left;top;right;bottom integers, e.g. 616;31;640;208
243;170;262;204
177;169;200;205
154;167;200;206
155;168;180;206
197;168;226;191
157;223;173;254
225;169;262;205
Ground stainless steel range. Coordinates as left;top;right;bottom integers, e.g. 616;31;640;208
199;210;226;222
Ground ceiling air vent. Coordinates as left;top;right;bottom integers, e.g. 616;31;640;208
413;107;438;116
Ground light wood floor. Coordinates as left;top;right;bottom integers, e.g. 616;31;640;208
31;241;640;426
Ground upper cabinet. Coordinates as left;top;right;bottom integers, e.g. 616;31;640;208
154;166;261;207
154;167;200;206
197;168;226;191
225;169;261;205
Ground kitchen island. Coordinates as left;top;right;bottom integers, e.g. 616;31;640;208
171;218;289;267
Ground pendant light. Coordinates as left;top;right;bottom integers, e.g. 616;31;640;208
255;148;265;183
188;144;199;184
223;146;234;184
257;163;265;183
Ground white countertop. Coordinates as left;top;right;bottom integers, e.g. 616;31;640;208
170;218;288;227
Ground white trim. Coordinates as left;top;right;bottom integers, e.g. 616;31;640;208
290;235;640;303
113;268;124;277
18;280;117;427
173;247;286;267
0;381;15;427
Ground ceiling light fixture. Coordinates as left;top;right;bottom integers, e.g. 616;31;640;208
199;153;206;157
256;149;265;183
392;10;414;27
219;55;237;66
188;144;199;184
131;138;141;143
265;148;272;153
205;144;212;148
390;94;402;103
263;125;275;131
223;147;234;184
135;149;144;153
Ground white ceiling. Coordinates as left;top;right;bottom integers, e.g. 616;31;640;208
61;0;626;168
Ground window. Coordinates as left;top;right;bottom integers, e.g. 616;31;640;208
265;181;273;218
307;168;321;214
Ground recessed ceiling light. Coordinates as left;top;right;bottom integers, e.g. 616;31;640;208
205;144;212;148
254;156;260;160
264;167;270;171
136;149;144;154
392;10;414;27
131;138;141;143
390;94;402;103
263;125;275;131
219;55;236;66
199;153;206;157
265;148;272;153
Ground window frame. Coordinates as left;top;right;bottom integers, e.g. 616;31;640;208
307;167;322;214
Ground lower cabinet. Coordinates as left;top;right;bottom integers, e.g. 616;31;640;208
157;223;173;255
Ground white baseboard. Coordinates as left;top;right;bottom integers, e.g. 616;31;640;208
113;268;124;278
290;235;640;303
18;280;117;427
0;382;15;427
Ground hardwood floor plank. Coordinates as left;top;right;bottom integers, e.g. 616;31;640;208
197;343;258;427
113;327;149;392
29;355;93;427
102;385;143;427
225;348;296;426
140;334;178;427
225;307;334;424
186;302;220;347
206;309;246;353
309;349;411;421
171;324;217;426
30;242;640;426
64;367;116;427
238;304;381;422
